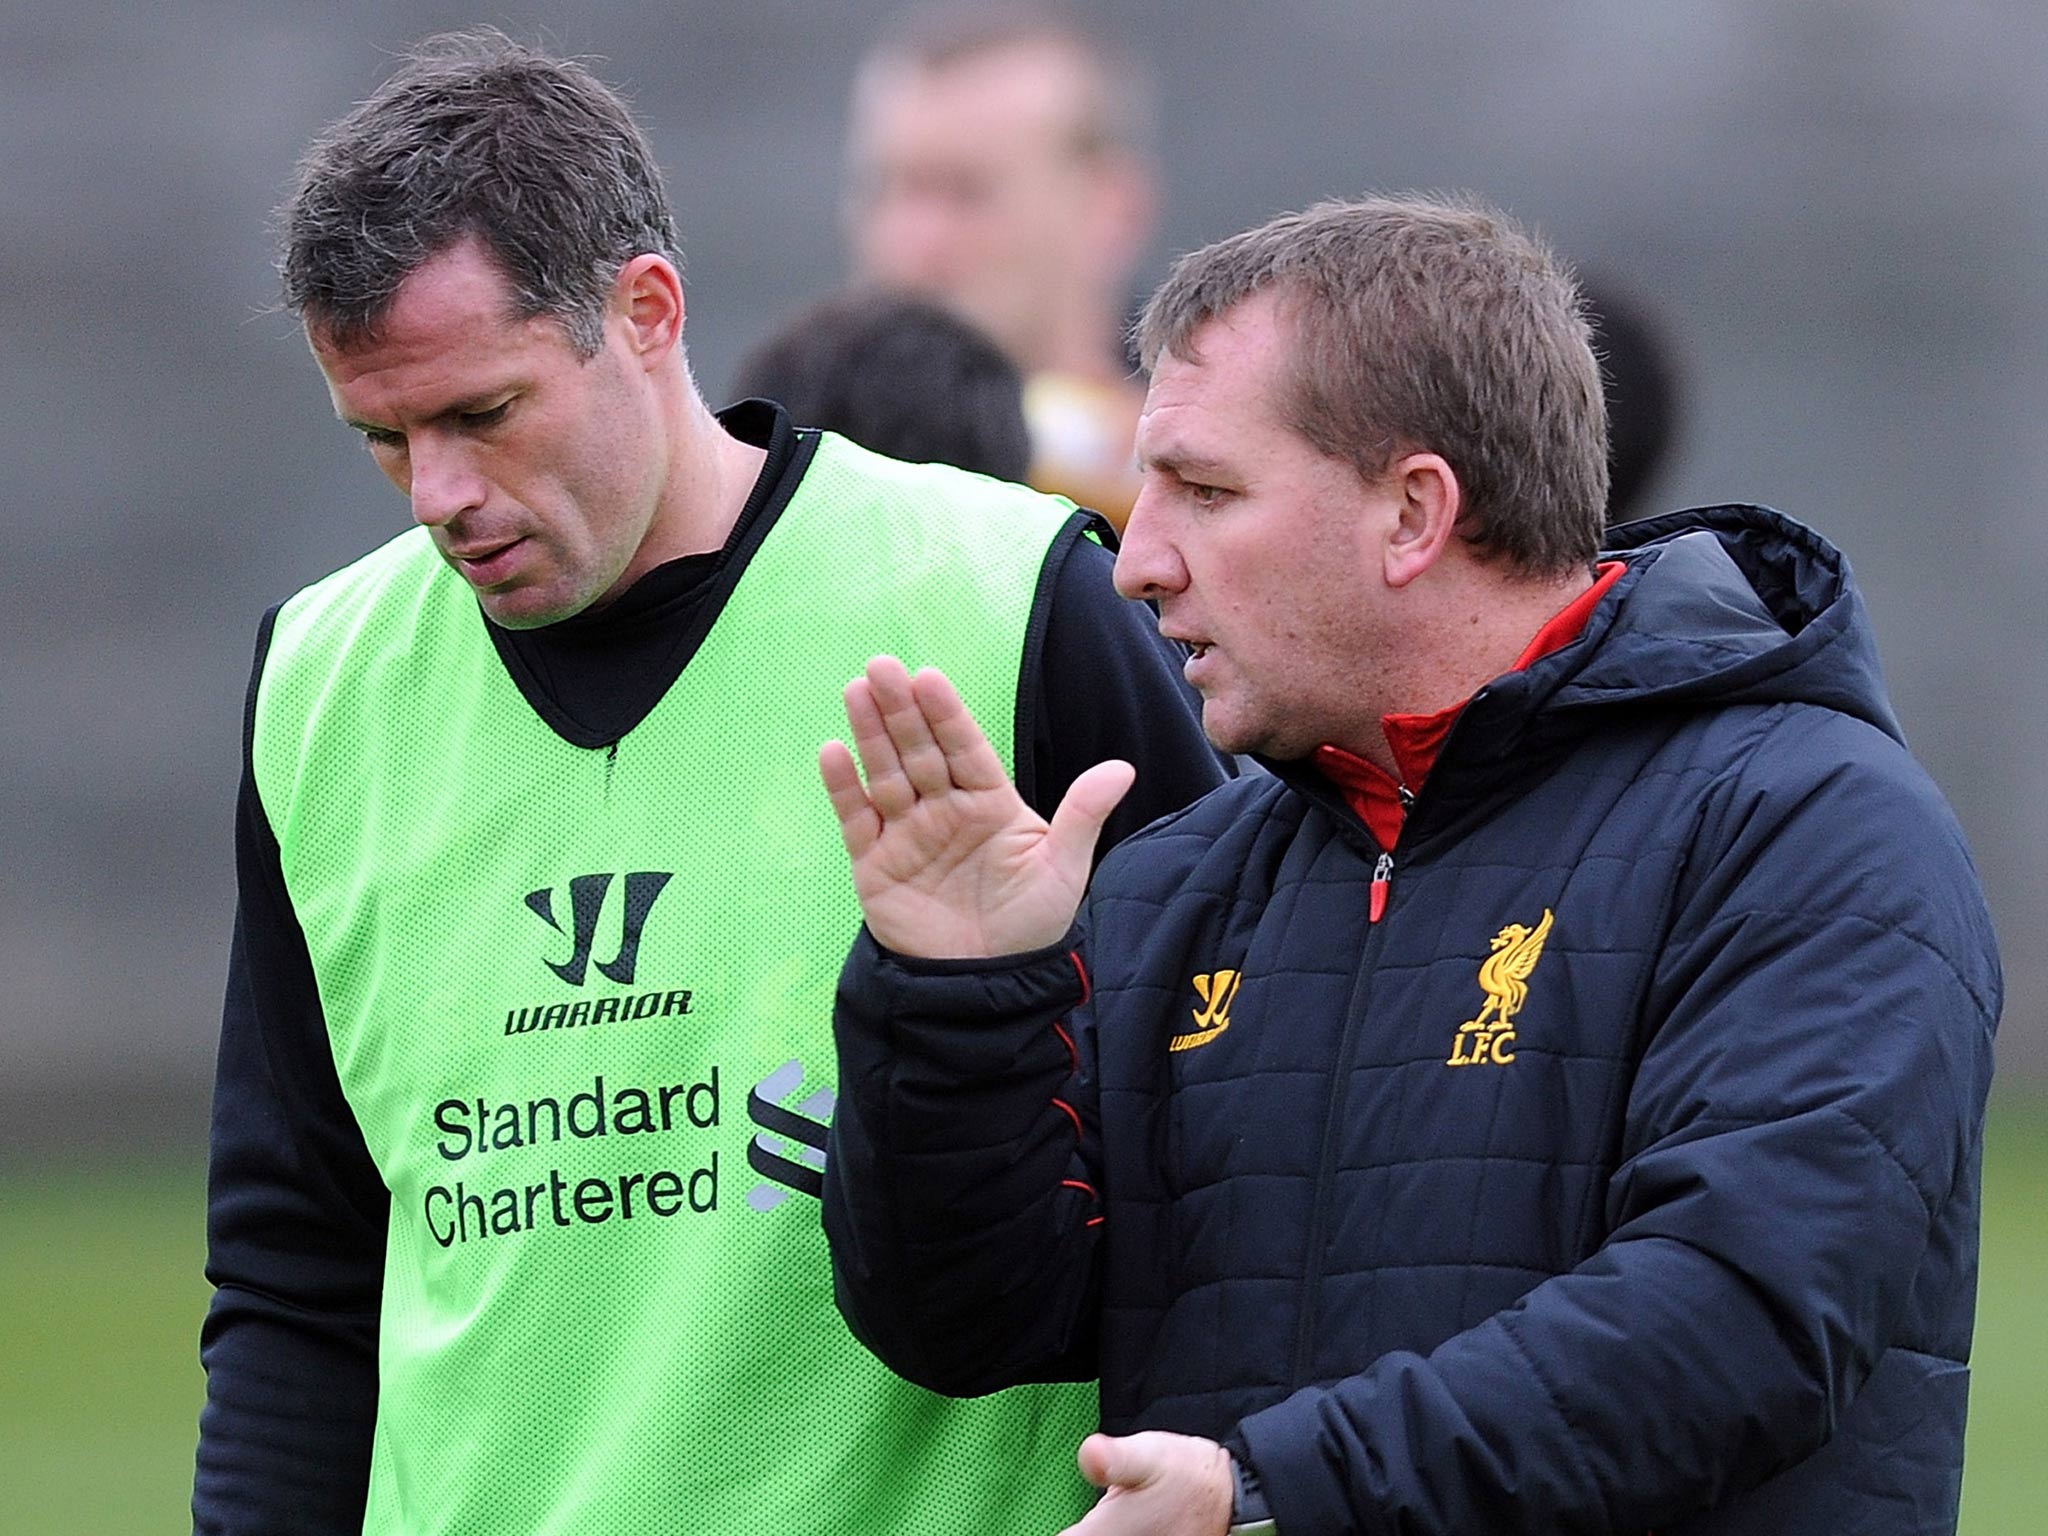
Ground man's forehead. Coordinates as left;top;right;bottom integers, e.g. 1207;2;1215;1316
310;257;533;360
1153;299;1289;387
1138;306;1293;447
857;41;1094;143
403;242;523;314
308;266;565;424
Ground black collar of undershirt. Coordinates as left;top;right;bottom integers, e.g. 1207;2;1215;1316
484;399;818;748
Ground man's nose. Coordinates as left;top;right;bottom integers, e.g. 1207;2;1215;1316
407;438;487;529
862;194;960;290
1112;484;1187;601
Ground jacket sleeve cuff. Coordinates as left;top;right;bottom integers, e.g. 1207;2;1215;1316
1232;1388;1360;1536
862;922;1082;975
850;924;1088;1074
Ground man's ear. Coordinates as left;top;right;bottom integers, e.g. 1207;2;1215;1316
612;254;685;365
1382;452;1462;589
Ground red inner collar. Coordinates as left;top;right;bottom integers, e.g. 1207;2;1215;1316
1314;561;1625;850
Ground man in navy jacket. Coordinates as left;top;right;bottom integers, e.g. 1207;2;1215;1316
819;195;2001;1535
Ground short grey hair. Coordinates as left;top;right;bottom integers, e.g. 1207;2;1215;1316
1137;194;1609;577
281;28;683;356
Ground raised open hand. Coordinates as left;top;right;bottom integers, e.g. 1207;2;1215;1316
820;656;1135;959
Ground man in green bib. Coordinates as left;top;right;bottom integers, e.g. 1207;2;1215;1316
192;29;1226;1535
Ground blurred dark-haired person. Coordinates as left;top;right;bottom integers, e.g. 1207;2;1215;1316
192;29;1225;1536
821;194;2000;1535
730;288;1031;481
844;3;1157;525
1583;277;1684;522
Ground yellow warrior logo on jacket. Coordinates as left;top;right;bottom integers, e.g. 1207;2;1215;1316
1448;909;1554;1067
1169;970;1242;1052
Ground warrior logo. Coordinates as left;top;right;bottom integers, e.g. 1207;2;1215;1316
746;1060;835;1211
1169;969;1242;1052
1448;908;1554;1067
524;872;673;987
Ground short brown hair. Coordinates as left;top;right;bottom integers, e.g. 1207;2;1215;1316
1136;194;1608;576
282;29;682;357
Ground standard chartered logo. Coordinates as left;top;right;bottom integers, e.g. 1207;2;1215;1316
420;874;842;1242
414;1060;845;1246
421;1071;720;1249
745;1060;834;1211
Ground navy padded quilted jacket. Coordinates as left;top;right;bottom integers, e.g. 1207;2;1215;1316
825;506;2001;1535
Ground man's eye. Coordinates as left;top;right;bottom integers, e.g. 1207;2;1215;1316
1187;482;1228;506
461;402;511;430
359;428;405;453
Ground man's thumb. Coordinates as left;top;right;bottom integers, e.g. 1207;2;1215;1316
1045;759;1137;874
1076;1432;1131;1490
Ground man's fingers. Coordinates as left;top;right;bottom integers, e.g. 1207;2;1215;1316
819;741;879;858
913;666;1011;791
1044;760;1136;877
869;657;956;797
840;657;1018;859
844;672;918;818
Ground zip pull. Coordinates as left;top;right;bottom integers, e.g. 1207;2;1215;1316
1369;851;1394;923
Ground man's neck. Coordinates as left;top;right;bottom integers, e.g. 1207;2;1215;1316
1339;562;1599;777
639;392;770;569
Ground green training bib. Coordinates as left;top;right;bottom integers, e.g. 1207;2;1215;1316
254;435;1100;1535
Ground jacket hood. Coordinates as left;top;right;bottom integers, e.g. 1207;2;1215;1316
1438;503;1906;767
1269;505;1906;832
1562;504;1904;743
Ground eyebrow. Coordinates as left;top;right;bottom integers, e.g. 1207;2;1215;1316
341;390;513;435
1140;448;1233;480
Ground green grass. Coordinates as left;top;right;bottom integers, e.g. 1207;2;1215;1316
2;1091;2043;1533
0;1161;208;1535
1958;1086;2048;1531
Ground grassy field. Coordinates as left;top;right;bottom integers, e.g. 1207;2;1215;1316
0;1154;210;1534
3;1091;2043;1533
1959;1086;2048;1533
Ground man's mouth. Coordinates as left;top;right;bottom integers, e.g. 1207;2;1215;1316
448;536;527;585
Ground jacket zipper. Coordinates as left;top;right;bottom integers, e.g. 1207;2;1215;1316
1288;866;1397;1388
1285;738;1462;1383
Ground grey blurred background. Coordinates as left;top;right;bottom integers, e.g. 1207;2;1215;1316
3;0;2043;1157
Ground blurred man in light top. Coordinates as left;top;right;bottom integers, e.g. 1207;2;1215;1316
844;4;1157;525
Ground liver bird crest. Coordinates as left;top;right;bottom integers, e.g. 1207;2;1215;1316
1458;908;1555;1034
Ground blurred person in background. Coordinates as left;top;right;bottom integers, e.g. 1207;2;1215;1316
843;3;1158;525
192;29;1226;1536
819;194;2000;1535
838;5;1688;534
729;287;1032;481
1584;278;1684;524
